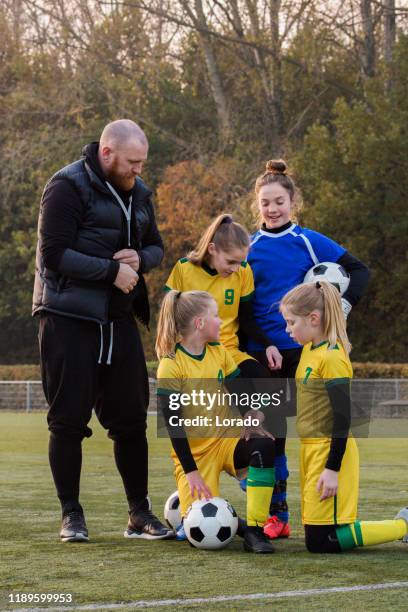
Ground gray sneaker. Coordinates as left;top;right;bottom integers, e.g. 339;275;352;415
124;498;175;540
60;511;89;543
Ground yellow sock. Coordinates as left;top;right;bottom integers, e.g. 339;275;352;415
337;519;407;550
355;519;407;546
246;466;275;527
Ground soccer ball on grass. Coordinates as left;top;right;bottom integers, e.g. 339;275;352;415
184;497;238;550
164;490;182;530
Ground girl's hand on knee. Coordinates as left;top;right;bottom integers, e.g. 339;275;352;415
317;468;339;501
186;470;212;500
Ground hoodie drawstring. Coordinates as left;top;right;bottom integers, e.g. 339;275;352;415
106;322;113;365
98;321;114;365
105;181;132;247
98;324;103;364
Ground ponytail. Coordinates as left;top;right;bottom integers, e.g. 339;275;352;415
318;282;351;355
155;290;179;359
280;281;351;354
188;213;249;266
155;290;215;359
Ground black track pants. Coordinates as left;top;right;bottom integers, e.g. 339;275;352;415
39;313;149;511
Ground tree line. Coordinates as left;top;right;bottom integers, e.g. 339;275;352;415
0;0;407;363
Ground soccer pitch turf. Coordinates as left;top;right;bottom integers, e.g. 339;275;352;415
1;412;407;611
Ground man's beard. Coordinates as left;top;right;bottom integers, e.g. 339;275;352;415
105;163;136;192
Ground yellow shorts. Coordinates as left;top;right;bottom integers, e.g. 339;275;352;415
300;437;359;525
174;438;242;517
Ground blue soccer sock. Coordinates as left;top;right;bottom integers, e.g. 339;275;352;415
270;454;289;522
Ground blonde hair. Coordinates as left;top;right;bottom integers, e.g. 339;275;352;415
251;159;302;226
187;213;249;266
280;281;351;354
156;290;215;359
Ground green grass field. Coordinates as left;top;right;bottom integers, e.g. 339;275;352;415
1;412;407;611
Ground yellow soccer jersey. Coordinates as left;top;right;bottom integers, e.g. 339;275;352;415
157;341;241;455
295;341;353;439
165;258;254;362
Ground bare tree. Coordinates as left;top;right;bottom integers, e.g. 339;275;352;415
360;0;376;78
269;0;284;154
179;0;233;144
383;0;396;91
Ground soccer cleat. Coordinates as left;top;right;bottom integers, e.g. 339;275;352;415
244;526;275;554
263;515;290;539
60;511;89;543
279;520;291;538
394;507;408;542
175;522;187;541
125;500;175;540
237;517;247;538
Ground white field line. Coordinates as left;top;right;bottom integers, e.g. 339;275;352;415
5;581;408;611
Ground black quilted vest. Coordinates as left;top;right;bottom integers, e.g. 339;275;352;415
33;158;152;325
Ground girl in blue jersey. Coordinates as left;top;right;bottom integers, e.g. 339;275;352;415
247;159;370;539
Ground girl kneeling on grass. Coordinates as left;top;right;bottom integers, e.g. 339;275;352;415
279;280;408;552
156;289;278;553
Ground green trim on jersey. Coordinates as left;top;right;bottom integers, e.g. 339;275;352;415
208;341;221;346
311;340;329;350
179;257;189;264
163;285;171;292
240;291;254;302
325;377;350;388
240;261;248;268
226;368;240;380
333;495;337;524
310;340;340;351
201;262;218;276
156;387;175;396
175;343;207;361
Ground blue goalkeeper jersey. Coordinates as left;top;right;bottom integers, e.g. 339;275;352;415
247;223;346;350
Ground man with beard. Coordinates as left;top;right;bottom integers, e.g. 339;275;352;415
33;119;174;542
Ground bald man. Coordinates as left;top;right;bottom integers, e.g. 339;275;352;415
33;120;174;542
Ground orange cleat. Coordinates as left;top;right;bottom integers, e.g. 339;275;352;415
263;515;290;539
278;520;290;538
